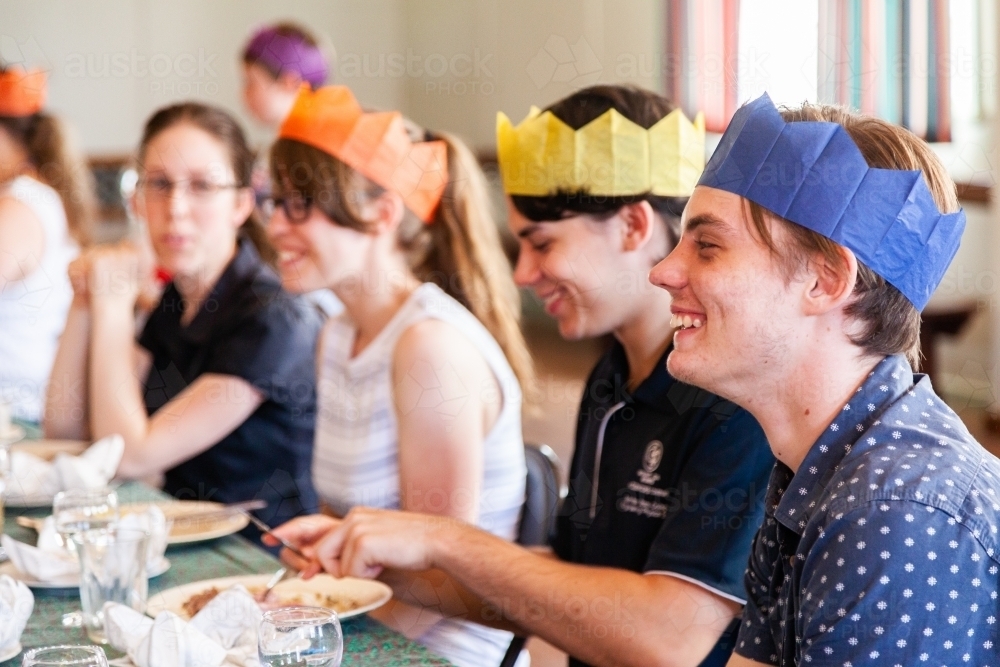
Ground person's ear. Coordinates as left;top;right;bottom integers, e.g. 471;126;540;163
231;187;257;229
803;245;857;316
364;190;406;235
619;201;656;252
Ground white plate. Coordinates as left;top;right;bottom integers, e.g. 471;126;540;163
11;501;251;541
121;501;250;545
147;573;392;621
0;642;21;663
0;557;170;589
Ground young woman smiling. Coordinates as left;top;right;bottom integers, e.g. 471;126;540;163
264;85;532;667
45;103;321;539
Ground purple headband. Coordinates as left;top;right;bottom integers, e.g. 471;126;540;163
244;27;329;88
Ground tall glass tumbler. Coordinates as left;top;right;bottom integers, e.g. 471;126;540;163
72;527;149;644
0;441;9;534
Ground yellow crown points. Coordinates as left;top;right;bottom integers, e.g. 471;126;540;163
497;106;706;198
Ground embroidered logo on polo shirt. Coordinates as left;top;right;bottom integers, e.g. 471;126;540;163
617;440;669;519
643;440;663;474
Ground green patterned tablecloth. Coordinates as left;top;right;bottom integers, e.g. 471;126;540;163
1;481;451;666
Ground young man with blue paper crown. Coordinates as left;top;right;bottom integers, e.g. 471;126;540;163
269;85;774;667
651;93;1000;666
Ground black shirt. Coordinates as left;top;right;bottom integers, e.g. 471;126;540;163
551;341;774;667
138;239;322;541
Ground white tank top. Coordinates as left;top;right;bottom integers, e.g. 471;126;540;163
313;282;527;667
0;176;77;422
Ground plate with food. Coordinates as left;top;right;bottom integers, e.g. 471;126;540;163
146;573;393;621
0;557;170;589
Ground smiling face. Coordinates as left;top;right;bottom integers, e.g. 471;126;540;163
137;123;252;280
509;199;658;340
648;186;810;400
265;196;376;295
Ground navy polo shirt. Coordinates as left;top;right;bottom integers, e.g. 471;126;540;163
552;341;774;667
736;354;1000;665
138;239;322;541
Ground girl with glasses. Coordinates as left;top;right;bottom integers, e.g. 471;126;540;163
264;86;532;667
45;103;321;542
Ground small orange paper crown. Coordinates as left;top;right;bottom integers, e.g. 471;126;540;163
278;85;448;223
0;67;46;117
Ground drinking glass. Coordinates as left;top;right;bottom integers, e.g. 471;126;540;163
72;527;149;644
258;606;343;667
21;645;108;667
0;440;10;533
52;489;119;548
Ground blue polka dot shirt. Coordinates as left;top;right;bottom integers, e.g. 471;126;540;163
735;354;1000;666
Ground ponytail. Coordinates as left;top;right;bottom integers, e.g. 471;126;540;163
413;132;534;389
0;113;96;246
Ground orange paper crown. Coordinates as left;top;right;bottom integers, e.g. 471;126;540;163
278;85;448;223
0;67;46;117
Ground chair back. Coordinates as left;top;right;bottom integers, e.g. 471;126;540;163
498;443;565;667
516;442;564;547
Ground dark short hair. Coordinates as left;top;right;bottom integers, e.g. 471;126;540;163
509;84;687;249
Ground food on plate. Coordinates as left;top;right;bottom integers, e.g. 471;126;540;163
181;584;367;618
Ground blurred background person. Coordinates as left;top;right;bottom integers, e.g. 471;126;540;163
45;102;321;543
241;22;341;317
0;65;96;427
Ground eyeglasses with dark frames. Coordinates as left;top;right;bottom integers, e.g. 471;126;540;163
261;193;314;223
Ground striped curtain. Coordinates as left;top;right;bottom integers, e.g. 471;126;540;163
818;0;951;141
665;0;741;132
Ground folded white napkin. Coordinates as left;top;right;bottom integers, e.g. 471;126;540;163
6;434;124;501
0;575;33;654
105;585;262;667
0;506;169;583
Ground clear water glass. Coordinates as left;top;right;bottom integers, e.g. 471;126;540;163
72;527;149;644
21;645;108;666
0;441;9;533
258;606;343;667
52;488;120;547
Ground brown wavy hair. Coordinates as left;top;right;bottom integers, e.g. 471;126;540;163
0;96;96;246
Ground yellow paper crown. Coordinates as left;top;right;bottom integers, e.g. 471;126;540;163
497;106;706;197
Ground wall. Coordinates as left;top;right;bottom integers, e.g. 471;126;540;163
1;0;663;154
2;0;409;153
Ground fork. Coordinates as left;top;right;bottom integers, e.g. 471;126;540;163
258;566;296;602
241;510;310;560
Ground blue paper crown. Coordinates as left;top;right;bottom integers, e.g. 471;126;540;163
698;93;965;311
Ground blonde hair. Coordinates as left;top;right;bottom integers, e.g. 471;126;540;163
0;112;96;246
271;129;534;388
745;102;959;368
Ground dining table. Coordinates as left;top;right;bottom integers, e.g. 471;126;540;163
1;478;453;666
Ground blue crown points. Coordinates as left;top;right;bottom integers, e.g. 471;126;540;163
698;93;966;311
